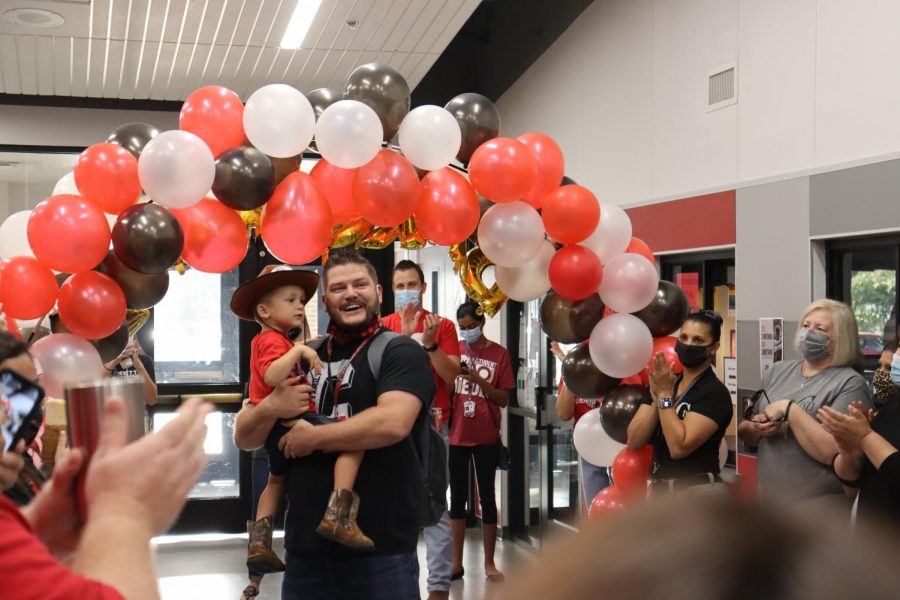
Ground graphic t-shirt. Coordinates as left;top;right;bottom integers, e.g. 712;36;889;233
557;381;599;426
645;367;733;479
111;354;155;382
383;310;459;428
278;328;436;556
449;340;515;446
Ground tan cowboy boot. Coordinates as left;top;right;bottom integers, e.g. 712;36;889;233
316;489;375;549
246;516;285;573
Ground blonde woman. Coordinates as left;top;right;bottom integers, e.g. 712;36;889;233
738;299;873;509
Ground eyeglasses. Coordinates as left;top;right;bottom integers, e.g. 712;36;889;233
743;388;773;421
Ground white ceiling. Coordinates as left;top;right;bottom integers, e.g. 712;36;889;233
0;0;480;101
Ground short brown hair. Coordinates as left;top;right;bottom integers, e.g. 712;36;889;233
324;248;378;285
393;259;424;285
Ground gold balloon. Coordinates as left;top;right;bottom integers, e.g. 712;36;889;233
240;208;263;239
171;258;187;275
357;225;400;250
399;217;426;250
126;309;151;337
449;243;466;272
330;218;372;248
459;246;507;318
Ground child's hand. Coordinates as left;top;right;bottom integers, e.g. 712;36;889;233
296;343;324;374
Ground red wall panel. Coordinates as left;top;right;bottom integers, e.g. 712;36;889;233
624;190;736;253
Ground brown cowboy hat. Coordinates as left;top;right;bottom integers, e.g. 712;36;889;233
230;264;320;321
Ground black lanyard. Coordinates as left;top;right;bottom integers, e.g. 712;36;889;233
326;332;378;407
463;340;486;403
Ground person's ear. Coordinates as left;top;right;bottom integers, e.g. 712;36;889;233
376;284;383;305
710;342;720;355
256;303;270;319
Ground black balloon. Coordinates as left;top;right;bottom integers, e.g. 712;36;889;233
212;146;275;210
307;88;340;151
466;195;493;245
540;291;606;344
444;93;501;165
112;204;184;274
98;251;169;309
269;154;301;187
599;384;648;444
343;63;410;141
633;281;690;338
561;342;621;399
560;175;577;186
91;323;129;363
106;122;161;159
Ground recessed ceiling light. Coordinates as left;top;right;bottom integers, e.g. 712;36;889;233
2;8;65;29
346;19;359;29
280;0;323;49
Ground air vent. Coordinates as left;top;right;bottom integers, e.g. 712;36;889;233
707;64;737;111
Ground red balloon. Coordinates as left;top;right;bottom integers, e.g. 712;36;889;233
612;445;653;496
542;185;600;245
179;85;245;158
28;195;111;273
310;159;360;225
626;237;655;264
58;272;127;340
588;484;627;520
621;374;644;386
648;336;684;375
74;143;141;215
0;257;58;320
172;198;249;273
517;132;564;209
415;168;480;245
548;245;603;301
261;172;332;265
353;150;420;227
468;137;537;203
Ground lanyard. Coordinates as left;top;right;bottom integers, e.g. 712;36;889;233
326;331;378;407
464;340;486;403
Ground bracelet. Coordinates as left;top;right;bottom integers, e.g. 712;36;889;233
784;400;796;421
831;453;862;488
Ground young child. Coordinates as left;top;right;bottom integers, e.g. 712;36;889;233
230;265;373;579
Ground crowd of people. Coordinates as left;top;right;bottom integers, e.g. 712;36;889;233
2;249;900;599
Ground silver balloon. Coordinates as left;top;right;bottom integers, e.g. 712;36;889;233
343;62;410;142
307;87;340;152
444;93;501;165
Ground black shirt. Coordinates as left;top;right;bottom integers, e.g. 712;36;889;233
857;401;900;526
647;367;733;480
111;354;155;381
278;328;436;556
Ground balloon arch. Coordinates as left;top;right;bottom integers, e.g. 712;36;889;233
0;62;698;515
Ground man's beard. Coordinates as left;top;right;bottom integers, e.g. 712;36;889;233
327;297;380;334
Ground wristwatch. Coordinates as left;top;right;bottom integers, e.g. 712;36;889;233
658;396;674;409
424;342;439;352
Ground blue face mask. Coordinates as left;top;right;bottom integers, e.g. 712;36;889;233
394;289;421;311
459;326;482;344
890;355;900;386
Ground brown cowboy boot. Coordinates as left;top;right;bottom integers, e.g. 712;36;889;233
246;516;285;573
316;489;375;549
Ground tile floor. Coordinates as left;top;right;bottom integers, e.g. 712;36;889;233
155;528;535;599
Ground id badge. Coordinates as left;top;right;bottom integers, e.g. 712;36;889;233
463;400;476;418
335;403;350;421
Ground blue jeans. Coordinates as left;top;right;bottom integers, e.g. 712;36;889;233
282;551;419;600
423;423;452;592
580;457;610;514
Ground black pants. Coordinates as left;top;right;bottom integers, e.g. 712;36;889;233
448;443;500;524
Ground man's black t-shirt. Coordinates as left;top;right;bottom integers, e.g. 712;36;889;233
646;367;733;480
278;327;436;556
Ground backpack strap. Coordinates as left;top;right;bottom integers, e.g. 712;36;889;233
366;330;401;380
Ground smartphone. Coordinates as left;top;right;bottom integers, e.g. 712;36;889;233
0;369;45;453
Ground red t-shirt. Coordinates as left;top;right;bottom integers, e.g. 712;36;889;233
249;330;314;411
383;310;459;428
558;381;599;425
0;495;124;599
449;340;515;446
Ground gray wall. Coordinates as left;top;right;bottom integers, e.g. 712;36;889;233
810;158;900;237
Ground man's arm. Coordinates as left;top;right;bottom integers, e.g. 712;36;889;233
280;390;421;458
233;377;312;450
429;347;461;385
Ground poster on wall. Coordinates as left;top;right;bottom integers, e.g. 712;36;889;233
676;272;700;309
723;357;738;405
759;318;784;375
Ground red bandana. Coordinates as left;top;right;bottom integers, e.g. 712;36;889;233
327;318;383;344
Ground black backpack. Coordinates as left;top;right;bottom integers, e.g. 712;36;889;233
310;330;447;528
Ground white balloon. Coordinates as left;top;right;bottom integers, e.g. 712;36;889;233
573;407;625;466
495;240;555;301
30;333;104;399
53;171;78;196
398;105;461;171
598;253;660;313
0;211;35;259
477;201;545;268
589;313;653;378
138;130;215;209
244;84;316;158
314;100;383;169
581;203;632;264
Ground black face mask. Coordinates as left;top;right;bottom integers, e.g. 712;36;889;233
675;340;713;369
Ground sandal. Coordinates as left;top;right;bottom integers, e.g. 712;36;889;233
240;584;260;599
451;568;464;581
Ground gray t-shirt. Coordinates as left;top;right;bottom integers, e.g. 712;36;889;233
753;360;872;508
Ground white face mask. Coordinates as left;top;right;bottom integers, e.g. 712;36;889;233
459;326;482;344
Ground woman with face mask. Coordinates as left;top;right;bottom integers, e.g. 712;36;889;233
627;310;733;493
448;301;514;583
738;299;873;510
